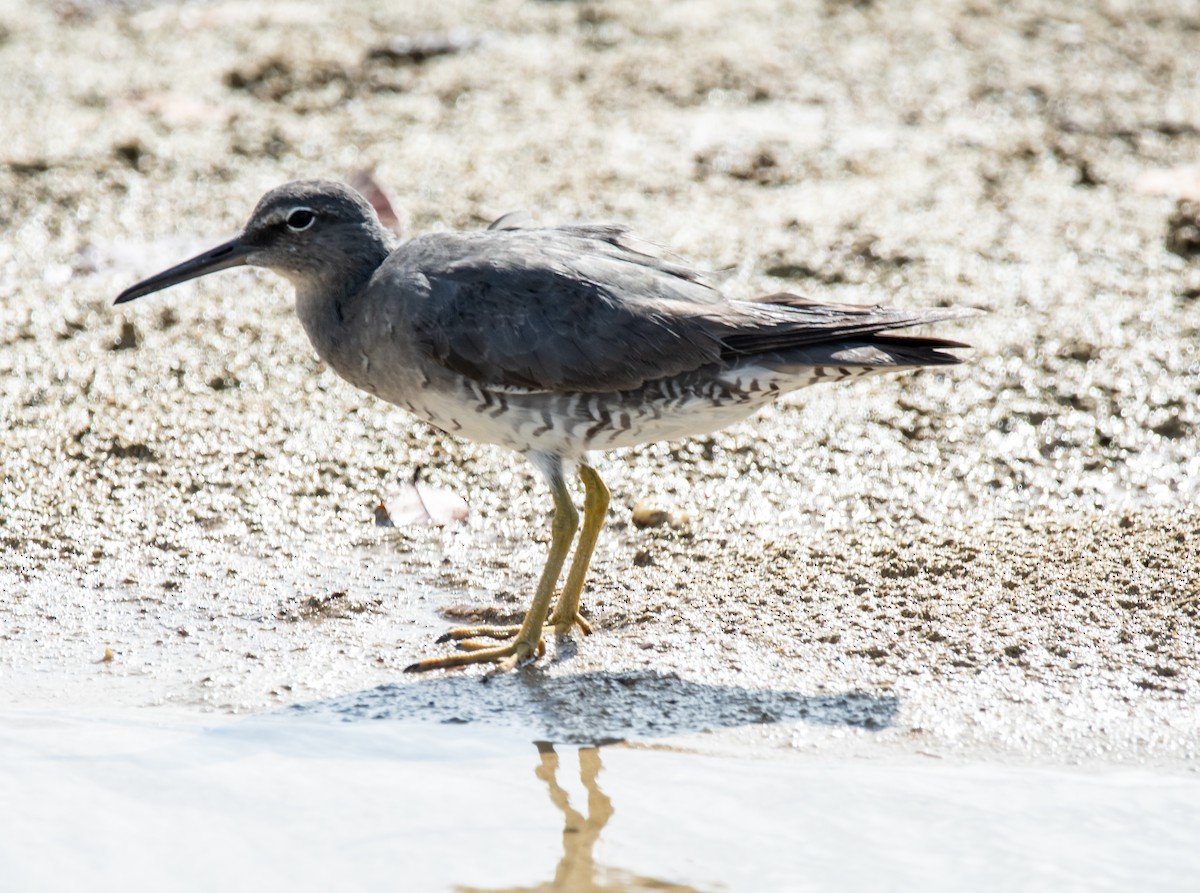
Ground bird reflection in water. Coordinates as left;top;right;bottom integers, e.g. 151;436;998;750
457;742;702;893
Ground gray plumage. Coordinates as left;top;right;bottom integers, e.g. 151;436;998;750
115;179;974;671
403;226;966;394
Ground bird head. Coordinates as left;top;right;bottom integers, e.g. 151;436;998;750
115;179;393;305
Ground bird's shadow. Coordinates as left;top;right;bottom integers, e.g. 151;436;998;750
286;669;899;744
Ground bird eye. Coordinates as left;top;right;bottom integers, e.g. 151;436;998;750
286;208;316;231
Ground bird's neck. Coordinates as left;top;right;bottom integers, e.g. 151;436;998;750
288;226;392;348
292;278;363;369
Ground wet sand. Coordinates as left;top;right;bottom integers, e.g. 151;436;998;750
1;0;1198;888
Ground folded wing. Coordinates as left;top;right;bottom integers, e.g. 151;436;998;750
403;225;971;393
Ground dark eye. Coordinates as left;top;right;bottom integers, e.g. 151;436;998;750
286;208;316;231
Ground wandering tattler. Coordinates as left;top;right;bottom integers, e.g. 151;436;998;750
115;180;972;672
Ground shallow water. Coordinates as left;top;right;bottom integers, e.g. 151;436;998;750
3;708;1197;893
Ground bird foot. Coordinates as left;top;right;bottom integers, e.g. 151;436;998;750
404;637;545;673
436;604;588;644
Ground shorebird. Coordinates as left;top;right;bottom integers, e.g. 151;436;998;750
116;180;972;672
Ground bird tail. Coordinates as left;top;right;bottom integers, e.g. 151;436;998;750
743;331;972;395
793;333;970;368
711;294;977;391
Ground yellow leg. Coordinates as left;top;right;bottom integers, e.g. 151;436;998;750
405;462;578;672
547;464;610;636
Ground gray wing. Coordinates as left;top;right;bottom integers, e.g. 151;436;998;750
403;226;970;393
405;225;730;392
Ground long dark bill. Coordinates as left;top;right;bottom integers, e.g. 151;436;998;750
114;238;251;305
